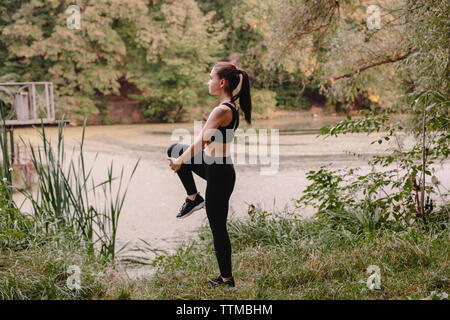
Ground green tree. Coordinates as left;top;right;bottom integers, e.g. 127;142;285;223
196;0;263;54
260;0;449;103
129;0;226;122
403;0;449;95
1;0;227;123
196;0;317;111
1;0;162;122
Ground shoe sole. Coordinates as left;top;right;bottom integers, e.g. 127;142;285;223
177;201;205;219
207;279;236;288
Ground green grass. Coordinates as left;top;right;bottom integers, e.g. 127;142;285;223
0;204;448;299
0;234;134;299
138;207;449;300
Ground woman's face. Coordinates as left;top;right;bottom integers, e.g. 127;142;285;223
208;68;225;95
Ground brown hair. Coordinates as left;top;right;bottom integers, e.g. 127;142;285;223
212;61;252;124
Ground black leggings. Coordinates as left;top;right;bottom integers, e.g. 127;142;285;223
167;143;236;278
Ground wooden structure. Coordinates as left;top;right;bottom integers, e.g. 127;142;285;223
0;82;70;188
0;82;70;127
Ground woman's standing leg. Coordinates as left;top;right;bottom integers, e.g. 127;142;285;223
205;163;236;279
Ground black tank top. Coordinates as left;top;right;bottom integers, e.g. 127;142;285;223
208;102;239;143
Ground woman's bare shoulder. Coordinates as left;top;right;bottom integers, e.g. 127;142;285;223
207;105;233;127
217;102;238;110
208;106;228;118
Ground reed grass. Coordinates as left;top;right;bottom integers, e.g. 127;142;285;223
0;110;13;203
1;113;140;261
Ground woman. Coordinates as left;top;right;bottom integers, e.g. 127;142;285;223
166;61;252;287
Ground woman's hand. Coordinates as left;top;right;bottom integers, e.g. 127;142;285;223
167;157;183;173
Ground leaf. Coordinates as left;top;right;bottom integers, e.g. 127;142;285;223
431;176;439;185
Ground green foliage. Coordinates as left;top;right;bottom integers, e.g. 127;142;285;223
319;110;394;137
273;82;311;110
297;165;356;215
196;0;264;54
318;199;394;235
407;90;450;160
0;0;154;121
0;233;128;299
404;0;450;94
260;0;448;110
128;0;226;122
1;0;448;123
296;163;407;226
197;0;319;113
299;90;449;226
0;0;225;123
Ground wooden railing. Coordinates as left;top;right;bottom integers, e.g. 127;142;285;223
0;82;55;122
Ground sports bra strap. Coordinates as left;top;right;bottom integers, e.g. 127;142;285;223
221;102;239;130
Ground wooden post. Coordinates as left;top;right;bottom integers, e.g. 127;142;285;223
14;92;30;121
32;83;37;119
15;142;20;165
45;82;50;119
27;84;32;118
50;82;55;120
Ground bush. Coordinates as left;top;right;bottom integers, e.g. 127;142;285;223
318;199;402;235
300;91;449;226
274;85;311;110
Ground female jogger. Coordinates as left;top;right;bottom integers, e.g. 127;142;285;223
167;61;252;287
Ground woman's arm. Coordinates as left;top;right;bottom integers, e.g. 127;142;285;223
175;107;227;165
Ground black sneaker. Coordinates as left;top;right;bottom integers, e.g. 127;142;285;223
176;193;205;219
208;276;235;288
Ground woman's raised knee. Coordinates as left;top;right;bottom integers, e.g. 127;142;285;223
167;143;178;157
167;143;189;158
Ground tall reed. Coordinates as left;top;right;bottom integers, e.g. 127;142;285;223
0;110;13;203
15;116;140;261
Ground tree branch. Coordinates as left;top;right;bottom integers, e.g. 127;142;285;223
330;50;416;82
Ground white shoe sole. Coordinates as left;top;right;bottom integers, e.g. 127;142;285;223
177;201;205;219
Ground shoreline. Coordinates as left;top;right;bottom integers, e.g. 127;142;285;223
75;106;405;127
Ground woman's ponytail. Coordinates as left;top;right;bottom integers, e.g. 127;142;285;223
231;69;252;124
